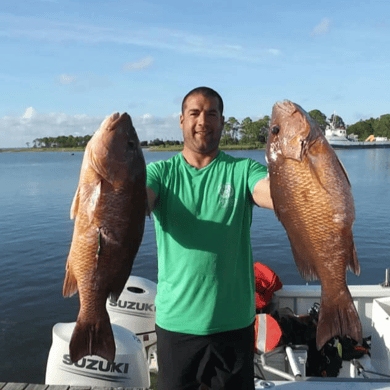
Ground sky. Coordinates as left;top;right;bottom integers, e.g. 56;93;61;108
1;0;389;148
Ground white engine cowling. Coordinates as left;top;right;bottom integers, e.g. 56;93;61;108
45;322;150;388
106;276;157;348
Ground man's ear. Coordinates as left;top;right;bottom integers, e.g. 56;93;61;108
220;115;225;128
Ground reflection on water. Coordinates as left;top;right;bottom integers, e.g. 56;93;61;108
0;148;389;383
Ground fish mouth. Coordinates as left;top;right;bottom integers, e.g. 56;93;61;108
101;113;132;133
273;100;304;118
110;112;121;121
111;113;132;131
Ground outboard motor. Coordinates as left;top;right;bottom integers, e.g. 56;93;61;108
106;276;158;371
45;322;150;388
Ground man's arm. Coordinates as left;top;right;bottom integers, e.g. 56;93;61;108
252;177;274;210
146;186;158;214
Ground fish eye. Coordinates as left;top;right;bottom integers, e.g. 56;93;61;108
271;126;280;135
128;140;135;149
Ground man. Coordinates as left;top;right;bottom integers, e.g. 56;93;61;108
146;87;274;389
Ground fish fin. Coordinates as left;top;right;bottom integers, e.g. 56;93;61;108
70;186;81;220
95;226;120;261
63;266;78;297
316;290;362;350
290;245;319;281
347;241;360;276
108;292;119;303
69;313;116;363
85;181;102;224
336;157;352;187
89;151;112;184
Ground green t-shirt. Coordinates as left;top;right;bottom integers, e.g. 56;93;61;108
146;151;268;334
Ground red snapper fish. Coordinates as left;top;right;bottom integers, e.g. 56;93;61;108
266;100;362;349
63;112;146;362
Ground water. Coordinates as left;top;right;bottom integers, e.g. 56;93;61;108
1;149;389;383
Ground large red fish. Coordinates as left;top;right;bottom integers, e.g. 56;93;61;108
266;100;362;349
63;112;146;362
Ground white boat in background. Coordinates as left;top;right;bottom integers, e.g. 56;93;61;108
325;116;350;142
324;114;390;149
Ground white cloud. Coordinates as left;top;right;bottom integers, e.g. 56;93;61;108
123;56;154;72
133;113;182;142
22;107;37;120
224;44;243;52
267;49;281;56
311;18;331;36
0;13;280;62
0;109;103;148
140;113;153;120
55;72;111;92
0;109;182;148
59;74;77;85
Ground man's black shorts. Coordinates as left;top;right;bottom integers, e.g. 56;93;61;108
156;323;255;390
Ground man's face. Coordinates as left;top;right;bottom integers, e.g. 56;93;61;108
180;93;224;155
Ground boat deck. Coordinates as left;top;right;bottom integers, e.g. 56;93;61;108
0;383;148;390
4;380;390;390
257;378;390;389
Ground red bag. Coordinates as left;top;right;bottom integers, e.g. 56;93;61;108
254;262;283;311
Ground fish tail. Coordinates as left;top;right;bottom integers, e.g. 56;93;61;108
316;290;362;350
69;313;115;363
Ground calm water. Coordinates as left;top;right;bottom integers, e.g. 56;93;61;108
1;149;389;383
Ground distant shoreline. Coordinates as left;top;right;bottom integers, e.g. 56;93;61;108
0;147;85;153
1;144;266;153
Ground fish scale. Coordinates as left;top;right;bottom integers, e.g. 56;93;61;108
267;100;362;350
63;112;146;363
274;160;347;278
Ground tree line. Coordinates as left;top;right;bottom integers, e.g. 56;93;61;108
32;135;92;148
309;110;390;140
347;115;390;140
221;109;390;144
30;110;390;149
